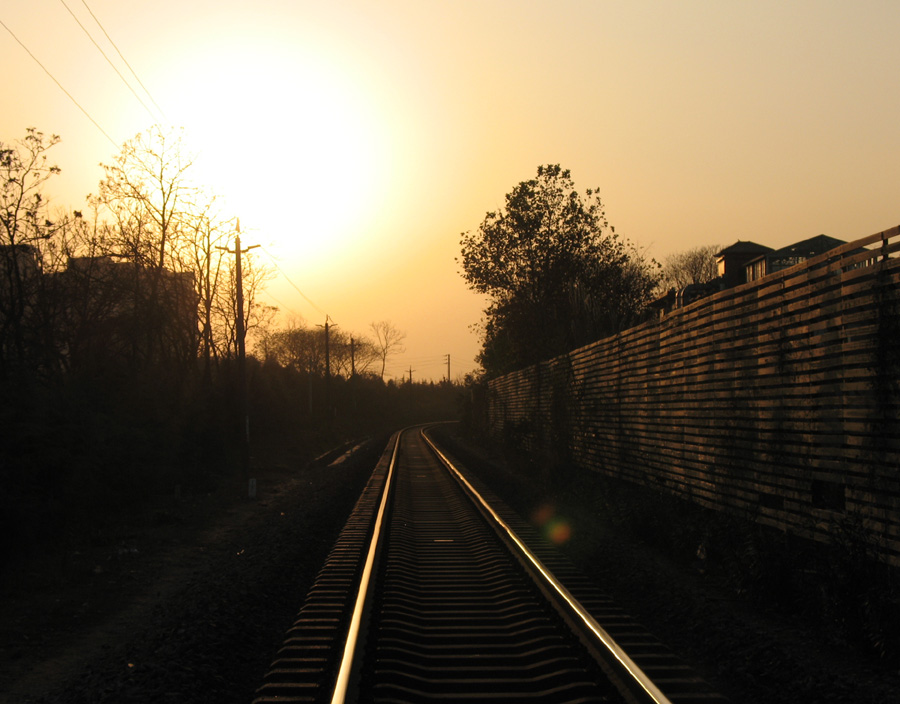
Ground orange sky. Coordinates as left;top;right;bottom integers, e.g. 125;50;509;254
3;1;899;380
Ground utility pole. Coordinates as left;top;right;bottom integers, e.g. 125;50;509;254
217;219;259;494
308;361;314;415
350;336;356;377
349;336;357;413
407;365;416;421
444;354;450;383
317;316;335;418
324;318;331;386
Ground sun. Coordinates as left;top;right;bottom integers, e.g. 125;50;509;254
154;37;391;267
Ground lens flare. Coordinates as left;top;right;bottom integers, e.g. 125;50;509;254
545;518;572;545
531;503;572;544
532;503;555;525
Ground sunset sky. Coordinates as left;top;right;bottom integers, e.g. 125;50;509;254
3;1;899;380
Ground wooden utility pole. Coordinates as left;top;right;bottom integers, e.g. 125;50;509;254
324;318;331;383
349;335;357;413
445;354;450;383
317;316;335;417
217;220;259;491
350;336;356;377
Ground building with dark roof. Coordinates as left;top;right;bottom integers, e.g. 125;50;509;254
650;235;849;316
715;241;774;288
744;234;845;282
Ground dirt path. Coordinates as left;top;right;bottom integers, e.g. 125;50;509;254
0;449;377;704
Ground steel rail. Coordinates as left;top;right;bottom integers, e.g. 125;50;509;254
329;429;402;704
422;427;674;704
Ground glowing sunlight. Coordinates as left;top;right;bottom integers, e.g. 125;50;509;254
159;39;391;265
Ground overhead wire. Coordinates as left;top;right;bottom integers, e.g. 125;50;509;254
260;289;304;322
78;0;168;122
57;0;160;124
259;246;328;319
0;17;119;149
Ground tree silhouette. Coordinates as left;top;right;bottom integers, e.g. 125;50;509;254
659;244;720;291
370;320;406;380
0;128;70;381
459;164;657;374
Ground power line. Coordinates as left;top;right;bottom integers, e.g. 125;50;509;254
58;0;159;124
259;246;328;319
78;0;168;122
261;289;303;321
397;358;446;367
0;17;119;149
395;353;448;363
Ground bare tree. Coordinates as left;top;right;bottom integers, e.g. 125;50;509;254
88;126;204;371
659;244;720;291
370;320;406;380
0;128;68;378
179;203;230;376
327;330;381;379
96;126;196;273
350;335;380;377
214;246;275;360
53;208;130;375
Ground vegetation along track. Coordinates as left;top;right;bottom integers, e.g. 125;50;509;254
254;426;728;703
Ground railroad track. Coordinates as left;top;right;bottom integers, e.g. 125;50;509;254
254;427;728;703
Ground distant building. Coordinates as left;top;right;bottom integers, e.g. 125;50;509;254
743;234;846;282
0;244;41;280
715;241;773;288
0;247;199;374
55;256;198;369
0;244;43;366
650;235;847;316
58;256;198;351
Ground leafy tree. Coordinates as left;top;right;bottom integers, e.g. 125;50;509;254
459;164;658;374
659;244;720;291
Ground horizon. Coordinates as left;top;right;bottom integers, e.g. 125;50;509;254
3;1;899;380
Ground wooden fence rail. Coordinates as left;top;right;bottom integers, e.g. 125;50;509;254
488;226;900;565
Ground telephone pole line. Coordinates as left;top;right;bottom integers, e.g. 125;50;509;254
444;354;450;383
217;219;259;488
